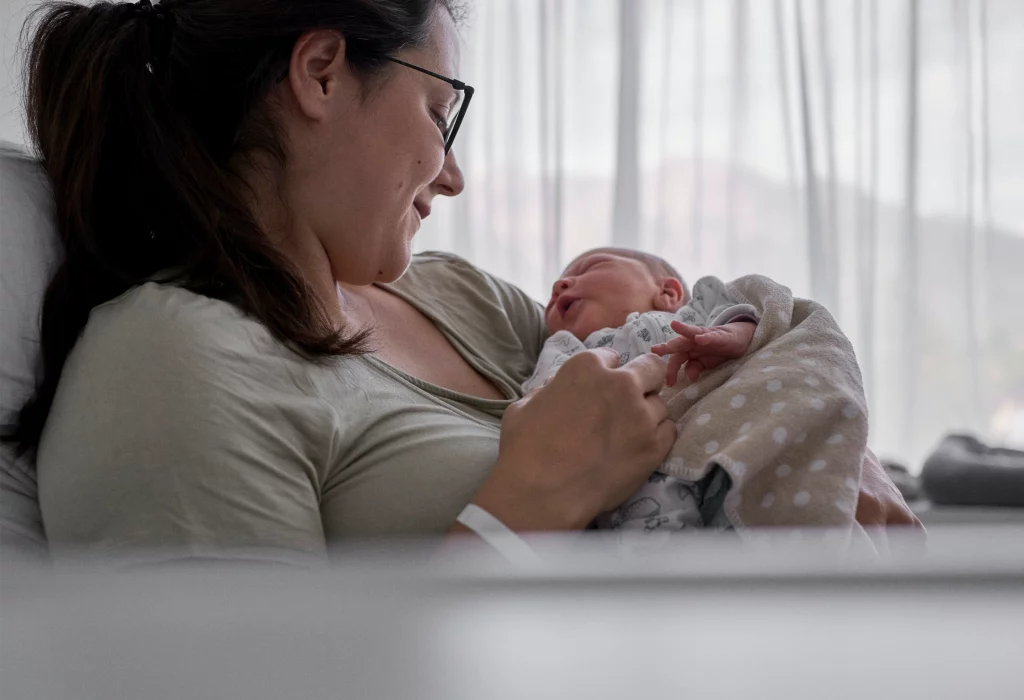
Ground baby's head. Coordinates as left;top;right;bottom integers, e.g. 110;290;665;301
545;247;689;340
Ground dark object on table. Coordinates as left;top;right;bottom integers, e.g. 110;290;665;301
921;434;1024;508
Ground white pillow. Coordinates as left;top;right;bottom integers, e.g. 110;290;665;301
1;141;59;555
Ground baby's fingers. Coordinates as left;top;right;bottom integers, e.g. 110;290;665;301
698;355;726;373
685;359;706;382
665;351;688;387
670;320;704;338
693;327;734;347
673;322;739;357
696;331;748;359
651;335;694;356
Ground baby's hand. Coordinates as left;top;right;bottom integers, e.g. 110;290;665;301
651;320;757;386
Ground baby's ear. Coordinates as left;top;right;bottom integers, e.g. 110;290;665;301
654;277;686;312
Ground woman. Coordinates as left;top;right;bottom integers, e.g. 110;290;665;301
8;0;916;562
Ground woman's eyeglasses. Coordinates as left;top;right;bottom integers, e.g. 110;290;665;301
276;55;474;156
379;56;474;156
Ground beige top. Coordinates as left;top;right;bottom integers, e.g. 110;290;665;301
37;252;547;563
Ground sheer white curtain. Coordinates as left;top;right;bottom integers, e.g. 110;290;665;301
418;0;1024;470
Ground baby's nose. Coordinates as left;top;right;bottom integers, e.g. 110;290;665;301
551;277;573;296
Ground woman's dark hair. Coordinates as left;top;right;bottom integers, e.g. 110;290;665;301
4;0;463;456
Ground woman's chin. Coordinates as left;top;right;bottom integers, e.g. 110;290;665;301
375;249;414;283
394;254;414;281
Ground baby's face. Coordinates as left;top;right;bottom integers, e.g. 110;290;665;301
545;252;667;340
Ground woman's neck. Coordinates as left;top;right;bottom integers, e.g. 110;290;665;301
239;157;346;327
335;282;377;326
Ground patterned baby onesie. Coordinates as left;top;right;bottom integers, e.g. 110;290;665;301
524;276;759;532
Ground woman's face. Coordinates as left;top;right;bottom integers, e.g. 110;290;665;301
281;6;465;286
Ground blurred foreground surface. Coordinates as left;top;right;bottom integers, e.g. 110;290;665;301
2;527;1023;700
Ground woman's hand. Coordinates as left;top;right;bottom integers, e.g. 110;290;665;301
469;348;677;532
651;320;757;386
856;450;924;529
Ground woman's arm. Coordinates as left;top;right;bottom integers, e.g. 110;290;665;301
37;285;332;564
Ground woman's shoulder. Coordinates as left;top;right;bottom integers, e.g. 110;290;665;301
39;282;341;560
408;249;477;268
86;282;280;360
93;280;243;324
73;282;325;398
397;250;549;368
401;250;492;289
400;250;535;310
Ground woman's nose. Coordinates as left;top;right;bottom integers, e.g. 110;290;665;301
433;150;465;197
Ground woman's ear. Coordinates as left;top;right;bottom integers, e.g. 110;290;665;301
286;30;348;122
653;277;685;312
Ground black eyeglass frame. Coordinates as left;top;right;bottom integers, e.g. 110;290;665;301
275;54;473;156
378;56;474;155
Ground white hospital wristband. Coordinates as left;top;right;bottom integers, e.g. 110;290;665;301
456;504;542;566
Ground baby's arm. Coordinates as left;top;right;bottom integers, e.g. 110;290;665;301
522;330;589;394
677;276;759;327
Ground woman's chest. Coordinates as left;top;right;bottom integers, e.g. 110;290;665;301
317;372;503;536
368;292;509;400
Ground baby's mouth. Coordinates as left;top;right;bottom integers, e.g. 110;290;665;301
558;296;580;319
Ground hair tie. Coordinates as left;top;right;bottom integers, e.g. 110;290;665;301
134;0;174;74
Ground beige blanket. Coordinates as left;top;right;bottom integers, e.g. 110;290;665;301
661;275;868;537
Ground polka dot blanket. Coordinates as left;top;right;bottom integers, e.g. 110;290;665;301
661;274;868;539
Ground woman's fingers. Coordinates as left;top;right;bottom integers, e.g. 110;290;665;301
856;450;925;529
589;345;623;368
619;352;669;396
474;341;683;533
654;419;678;459
645;391;669;426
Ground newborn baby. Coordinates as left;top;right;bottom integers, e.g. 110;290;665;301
525;247;762;532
